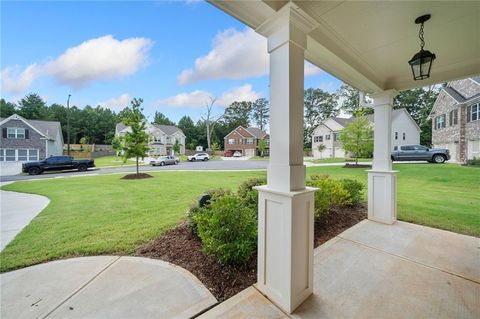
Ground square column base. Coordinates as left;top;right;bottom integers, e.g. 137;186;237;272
254;185;317;313
367;170;397;224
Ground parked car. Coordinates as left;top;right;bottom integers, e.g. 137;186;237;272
187;153;209;162
223;150;233;157
391;145;450;163
233;151;242;157
150;156;179;166
22;156;95;175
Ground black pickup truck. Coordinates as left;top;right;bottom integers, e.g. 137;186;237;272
22;156;95;175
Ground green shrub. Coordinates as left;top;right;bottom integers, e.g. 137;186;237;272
340;178;364;205
237;177;266;209
307;175;352;216
466;157;480;166
187;188;232;234
193;195;257;264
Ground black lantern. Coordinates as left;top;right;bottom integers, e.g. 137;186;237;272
408;14;436;81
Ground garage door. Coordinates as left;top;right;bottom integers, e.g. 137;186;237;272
245;149;255;156
0;149;39;162
468;140;480;159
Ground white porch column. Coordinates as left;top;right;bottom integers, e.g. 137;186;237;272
254;3;317;313
368;90;399;224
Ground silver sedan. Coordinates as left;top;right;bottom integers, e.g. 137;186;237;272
150;156;179;166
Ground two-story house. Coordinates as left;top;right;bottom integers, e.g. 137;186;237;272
0;114;64;162
224;126;269;157
312;108;420;159
115;122;186;156
430;77;480;162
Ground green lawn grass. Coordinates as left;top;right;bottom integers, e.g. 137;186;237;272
1;164;478;272
305;157;371;164
250;156;269;160
0;171;264;272
93;155;141;168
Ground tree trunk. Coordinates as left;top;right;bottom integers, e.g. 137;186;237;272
206;121;211;150
136;157;139;175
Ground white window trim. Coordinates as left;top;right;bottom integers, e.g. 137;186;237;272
6;127;26;139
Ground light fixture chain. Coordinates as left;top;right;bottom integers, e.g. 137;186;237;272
419;22;425;50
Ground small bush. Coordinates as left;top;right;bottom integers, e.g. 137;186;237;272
307;175;352;216
340;178;364;205
193;195;257;264
237;177;266;209
466;157;480;166
187;188;232;234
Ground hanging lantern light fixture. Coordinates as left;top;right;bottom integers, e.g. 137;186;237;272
408;14;436;80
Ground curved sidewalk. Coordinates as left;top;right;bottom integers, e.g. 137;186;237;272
0;183;50;250
1;256;217;319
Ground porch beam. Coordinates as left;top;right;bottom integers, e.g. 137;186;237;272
254;3;317;313
368;90;399;224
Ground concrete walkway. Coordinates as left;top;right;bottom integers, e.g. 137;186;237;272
1;256;217;319
0;182;50;250
199;220;480;318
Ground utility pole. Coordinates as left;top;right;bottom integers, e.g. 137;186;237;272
67;94;71;156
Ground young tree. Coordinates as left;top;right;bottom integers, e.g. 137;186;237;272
153;111;175;125
111;135;123;161
251;98;269;130
257;138;267;157
121;98;150;175
317;143;326;159
304;88;338;147
173;139;181;155
210;141;219;158
339;117;373;165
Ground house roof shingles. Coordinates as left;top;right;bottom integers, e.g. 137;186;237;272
245;127;268;138
0;116;61;140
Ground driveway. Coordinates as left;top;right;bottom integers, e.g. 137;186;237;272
0;183;50;250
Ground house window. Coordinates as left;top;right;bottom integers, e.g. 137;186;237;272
239;138;243;144
228;138;235;145
403;133;406;140
5;149;16;161
314;136;323;143
246;138;254;144
449;109;458;126
325;134;331;140
6;127;26;139
435;115;446;130
333;133;339;141
18;149;28;161
265;139;269;145
395;132;398;140
468;103;480;122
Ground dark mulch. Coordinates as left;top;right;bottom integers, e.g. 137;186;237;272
343;163;372;168
136;204;366;302
121;173;153;180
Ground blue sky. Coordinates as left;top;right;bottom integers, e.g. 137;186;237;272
1;1;342;123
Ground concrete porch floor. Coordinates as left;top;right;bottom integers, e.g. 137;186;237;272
200;220;480;318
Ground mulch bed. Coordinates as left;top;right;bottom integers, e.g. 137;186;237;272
121;173;153;180
136;204;366;302
343;163;372;168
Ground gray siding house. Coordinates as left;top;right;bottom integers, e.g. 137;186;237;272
430;77;480;162
0;114;64;162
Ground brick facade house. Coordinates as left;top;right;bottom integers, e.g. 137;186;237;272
0;114;64;162
223;126;269;157
430;77;480;162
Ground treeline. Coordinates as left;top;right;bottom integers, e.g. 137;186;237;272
1;83;440;149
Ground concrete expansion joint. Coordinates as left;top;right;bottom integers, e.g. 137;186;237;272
251;285;293;318
41;256;121;319
337;236;480;285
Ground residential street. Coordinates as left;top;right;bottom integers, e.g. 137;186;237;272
0;160;269;182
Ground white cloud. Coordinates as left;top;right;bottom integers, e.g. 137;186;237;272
156;84;261;108
98;93;132;110
1;64;42;94
177;28;322;84
0;35;152;94
318;80;339;93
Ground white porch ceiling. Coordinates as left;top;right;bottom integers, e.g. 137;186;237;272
209;0;480;93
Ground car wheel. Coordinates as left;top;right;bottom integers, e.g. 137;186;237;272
433;154;446;164
78;165;88;172
203;158;208;161
160;162;165;166
192;158;196;162
28;167;40;175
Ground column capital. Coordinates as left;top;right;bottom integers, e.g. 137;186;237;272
256;2;319;52
370;89;399;107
